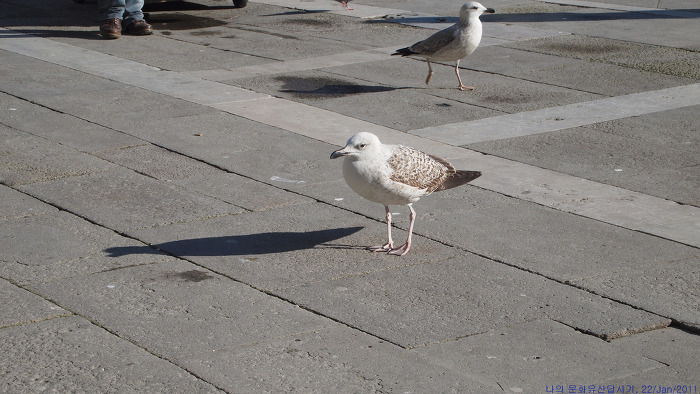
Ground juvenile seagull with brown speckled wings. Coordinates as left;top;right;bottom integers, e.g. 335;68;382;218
331;132;481;256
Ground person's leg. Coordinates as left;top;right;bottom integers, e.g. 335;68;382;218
122;0;153;35
98;0;126;21
98;0;126;39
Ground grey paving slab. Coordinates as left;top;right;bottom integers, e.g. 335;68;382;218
185;46;397;81
502;33;700;80
572;257;700;330
0;125;115;187
54;33;266;73
414;186;698;281
465;105;700;206
0;278;70;328
93;144;221;182
0;210;172;285
414;320;666;393
173;172;314;212
34;85;218;132
273;253;670;346
18;167;244;232
229;70;502;131
182;21;371;62
94;127;319;213
0;92;145;153
29;260;334;360
509;59;696;97
118;112;345;187
114;111;282;155
229;65;601;131
0;50;126;102
0;316;220;393
314;57;604;115
452;43;582;76
125;202;461;291
609;327;700;383
0;184;57;221
186;3;434;48
176;323;499;393
494;3;700;50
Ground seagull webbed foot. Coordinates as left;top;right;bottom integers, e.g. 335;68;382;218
388;243;411;256
367;242;393;253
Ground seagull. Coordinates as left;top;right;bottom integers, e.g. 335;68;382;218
330;132;481;256
392;1;495;90
335;0;353;10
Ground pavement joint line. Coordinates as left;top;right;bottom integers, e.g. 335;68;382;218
535;0;700;18
1;28;698;248
410;83;700;144
184;46;401;81
2;267;228;391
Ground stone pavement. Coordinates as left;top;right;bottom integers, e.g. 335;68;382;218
1;0;699;392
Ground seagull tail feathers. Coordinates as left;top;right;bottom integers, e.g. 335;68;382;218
438;170;481;191
392;47;418;57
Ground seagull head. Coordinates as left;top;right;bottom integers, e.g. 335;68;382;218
460;1;495;20
330;132;382;161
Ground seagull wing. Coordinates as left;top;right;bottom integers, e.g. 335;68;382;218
409;25;459;56
388;146;453;193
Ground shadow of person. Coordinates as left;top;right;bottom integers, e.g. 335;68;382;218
105;227;364;257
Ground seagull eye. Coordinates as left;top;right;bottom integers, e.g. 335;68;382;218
358;143;367;149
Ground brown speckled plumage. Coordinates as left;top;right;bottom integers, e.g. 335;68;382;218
388;146;453;192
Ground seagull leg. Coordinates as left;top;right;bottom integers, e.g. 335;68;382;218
368;205;394;252
455;60;475;91
389;204;415;256
425;60;434;85
341;1;354;10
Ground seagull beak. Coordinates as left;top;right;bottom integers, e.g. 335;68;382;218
485;8;495;13
330;148;349;159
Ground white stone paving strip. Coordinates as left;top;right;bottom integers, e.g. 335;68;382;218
410;84;700;145
0;30;269;105
1;28;698;247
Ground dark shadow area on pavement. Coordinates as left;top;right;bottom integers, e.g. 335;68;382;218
372;8;699;27
277;76;401;99
0;0;243;38
105;227;364;257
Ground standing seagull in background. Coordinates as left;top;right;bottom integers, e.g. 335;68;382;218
335;0;353;10
392;2;495;90
331;132;481;256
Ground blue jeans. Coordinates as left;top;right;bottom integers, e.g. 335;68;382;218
98;0;145;25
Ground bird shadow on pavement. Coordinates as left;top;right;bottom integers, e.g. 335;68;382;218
276;76;404;99
104;226;364;257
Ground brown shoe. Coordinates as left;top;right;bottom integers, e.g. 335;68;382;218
123;20;153;36
99;18;122;39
